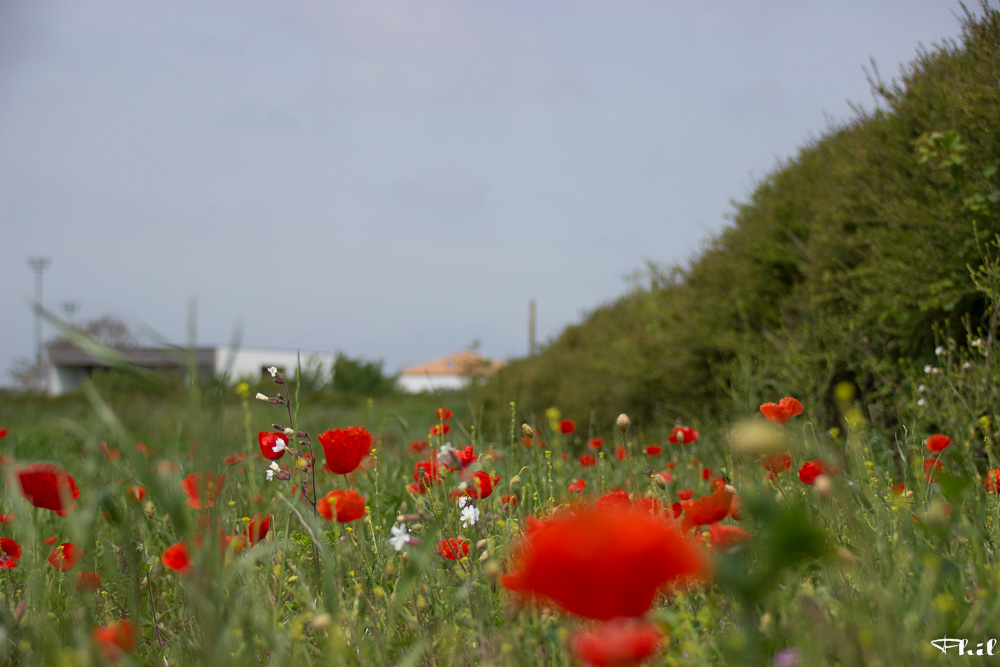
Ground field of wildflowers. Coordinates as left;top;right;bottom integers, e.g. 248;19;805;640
2;315;1000;667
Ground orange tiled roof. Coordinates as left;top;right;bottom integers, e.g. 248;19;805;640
400;350;505;377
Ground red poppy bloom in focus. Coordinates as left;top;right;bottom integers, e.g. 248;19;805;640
162;542;192;574
925;458;943;483
759;397;804;424
589;438;604;450
761;453;792;480
708;524;753;551
798;459;838;486
580;454;597;467
925;434;952;453
568;619;663;667
644;445;662;456
319;427;372;475
409;440;429;452
437;537;469;560
318;489;367;523
681;489;733;532
0;538;21;568
502;506;707;620
48;542;83;571
14;463;81;516
987;470;1000;494
223;452;246;465
435;407;453;421
466;471;501;499
182;473;226;509
453;445;477;470
560;420;575;435
676;489;693;501
430;423;451;437
569;478;587;493
126;486;146;502
258;431;289;461
408;459;442;494
242;513;272;545
75;571;101;592
668;427;698;445
92;619;136;663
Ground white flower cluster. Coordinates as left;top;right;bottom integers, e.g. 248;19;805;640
389;524;410;552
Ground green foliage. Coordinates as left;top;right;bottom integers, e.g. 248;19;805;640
331;353;398;397
490;5;1000;431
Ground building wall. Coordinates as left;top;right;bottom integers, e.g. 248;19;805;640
214;346;334;381
397;374;468;393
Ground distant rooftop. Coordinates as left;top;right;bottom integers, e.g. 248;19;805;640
400;350;505;377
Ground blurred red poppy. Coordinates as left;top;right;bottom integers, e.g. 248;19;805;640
708;524;753;550
892;483;906;495
243;513;272;545
437;537;469;560
319;427;372;475
466;471;501;499
560;420;575;435
668;427;698;445
430;424;451;437
799;459;838;486
435;407;453;421
589;438;604;450
0;429;7;440
701;468;713;480
14;463;80;516
569;478;587;493
0;514;12;526
681;489;733;532
0;538;21;568
224;452;246;465
759;397;804;424
182;472;226;509
924;458;943;483
48;542;83;571
501;494;518;508
761;453;792;480
676;489;694;501
925;434;952;453
409;440;429;452
126;486;145;503
503;506;707;619
318;489;367;523
987;470;1000;494
75;571;101;592
408;459;442;494
92;619;136;662
162;542;192;574
615;446;627;461
644;445;662;456
597;490;631;510
568;619;663;667
580;454;597;467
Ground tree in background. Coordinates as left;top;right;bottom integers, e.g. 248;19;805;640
331;353;397;396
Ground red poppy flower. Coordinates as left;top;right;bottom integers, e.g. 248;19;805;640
135;442;149;455
224;452;246;465
925;458;943;483
987;470;1000;494
676;489;694;501
568;619;663;667
99;442;121;461
162;541;192;574
466;471;501;499
242;513;272;545
437;538;469;560
435;407;453;421
634;497;663;515
615;446;627;461
580;454;597;467
75;571;101;592
681;489;734;532
126;486;146;502
503;506;707;619
569;478;587;493
14;463;81;516
670;502;683;519
408;459;442;494
709;524;753;551
759;397;804;424
0;514;12;526
257;431;288;461
666;461;675;470
892;483;906;495
701;468;713;480
501;494;518;508
925;434;952;453
597;490;631;510
645;445;662;456
0;538;21;568
182;472;226;509
798;459;838;485
409;440;429;452
319;427;372;475
761;453;792;480
668;426;698;445
560;420;576;435
589;438;604;450
44;535;57;546
0;429;7;440
430;424;451;437
318;489;367;523
448;445;477;471
92;619;136;663
48;542;83;571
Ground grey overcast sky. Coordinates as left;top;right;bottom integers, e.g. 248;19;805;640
0;1;985;383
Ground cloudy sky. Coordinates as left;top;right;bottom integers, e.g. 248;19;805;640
0;1;980;384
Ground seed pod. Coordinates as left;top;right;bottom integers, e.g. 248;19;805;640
616;413;631;432
521;424;534;438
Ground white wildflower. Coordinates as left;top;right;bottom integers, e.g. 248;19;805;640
917;398;927;408
389;524;410;552
461;504;480;527
265;460;280;481
918;384;927;393
972;338;985;349
267;366;279;377
963;362;974;371
935;346;946;356
458;495;470;508
255;393;269;401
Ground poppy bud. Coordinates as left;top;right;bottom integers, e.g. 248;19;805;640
419;583;430;596
143;501;156;519
271;424;286;432
273;372;285;384
275;470;292;481
297;431;308;439
483;560;501;580
476;539;488;550
479;550;489;562
416;596;427;610
724;484;737;495
510;476;522;492
814;474;833;501
268;398;282;406
522;424;534;438
384;562;395;577
616;413;631;432
652;474;669;490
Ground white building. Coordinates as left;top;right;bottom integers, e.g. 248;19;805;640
46;343;334;396
397;350;505;393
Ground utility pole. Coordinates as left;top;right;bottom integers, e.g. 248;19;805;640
61;301;79;326
27;256;51;367
529;299;537;357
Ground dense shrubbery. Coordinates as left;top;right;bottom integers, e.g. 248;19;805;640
490;5;1000;429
